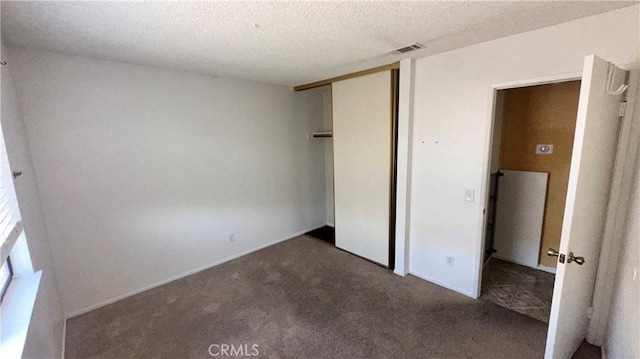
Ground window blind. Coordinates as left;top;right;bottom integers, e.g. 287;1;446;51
0;126;22;266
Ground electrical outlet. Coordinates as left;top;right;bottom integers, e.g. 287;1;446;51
229;233;235;243
446;256;455;267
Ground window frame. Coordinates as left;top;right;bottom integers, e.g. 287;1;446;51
0;256;13;303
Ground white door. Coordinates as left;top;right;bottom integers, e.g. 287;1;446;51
493;170;548;268
332;71;392;266
545;55;628;358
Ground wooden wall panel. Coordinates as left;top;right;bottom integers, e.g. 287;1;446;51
499;81;581;268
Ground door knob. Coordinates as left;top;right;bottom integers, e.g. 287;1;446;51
548;248;566;263
567;252;586;265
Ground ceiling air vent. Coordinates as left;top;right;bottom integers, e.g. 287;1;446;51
393;43;424;54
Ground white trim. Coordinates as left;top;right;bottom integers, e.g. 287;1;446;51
61;317;67;359
537;265;557;274
0;271;42;359
492;255;557;274
491;71;583;91
409;270;475;298
474;71;584;301
587;68;640;344
66;224;325;319
394;57;415;276
326;222;334;228
0;222;23;266
473;85;501;298
393;268;408;277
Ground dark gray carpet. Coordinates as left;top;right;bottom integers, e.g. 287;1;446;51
66;236;548;358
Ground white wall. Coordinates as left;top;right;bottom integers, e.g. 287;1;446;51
1;43;65;358
8;47;327;315
408;5;640;297
603;90;640;359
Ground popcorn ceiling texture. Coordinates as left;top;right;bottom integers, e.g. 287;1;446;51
1;1;635;86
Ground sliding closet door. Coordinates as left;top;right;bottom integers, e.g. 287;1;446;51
332;71;392;266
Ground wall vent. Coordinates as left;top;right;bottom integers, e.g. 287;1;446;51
393;43;424;54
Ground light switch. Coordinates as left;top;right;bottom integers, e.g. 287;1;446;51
465;189;475;202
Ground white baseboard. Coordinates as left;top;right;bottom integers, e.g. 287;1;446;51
493;255;536;270
66;224;325;319
326;222;334;228
409;270;475;298
493;255;557;274
537;264;557;274
393;269;408;277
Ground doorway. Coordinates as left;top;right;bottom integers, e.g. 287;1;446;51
477;55;633;358
481;81;581;323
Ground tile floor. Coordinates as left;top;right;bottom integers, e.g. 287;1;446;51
480;258;555;323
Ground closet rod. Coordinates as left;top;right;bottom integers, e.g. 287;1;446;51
312;131;332;138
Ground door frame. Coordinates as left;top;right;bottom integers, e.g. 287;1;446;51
475;65;639;346
388;68;400;270
475;70;582;297
587;67;639;344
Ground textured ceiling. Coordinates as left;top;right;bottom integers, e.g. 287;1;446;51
1;1;637;86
